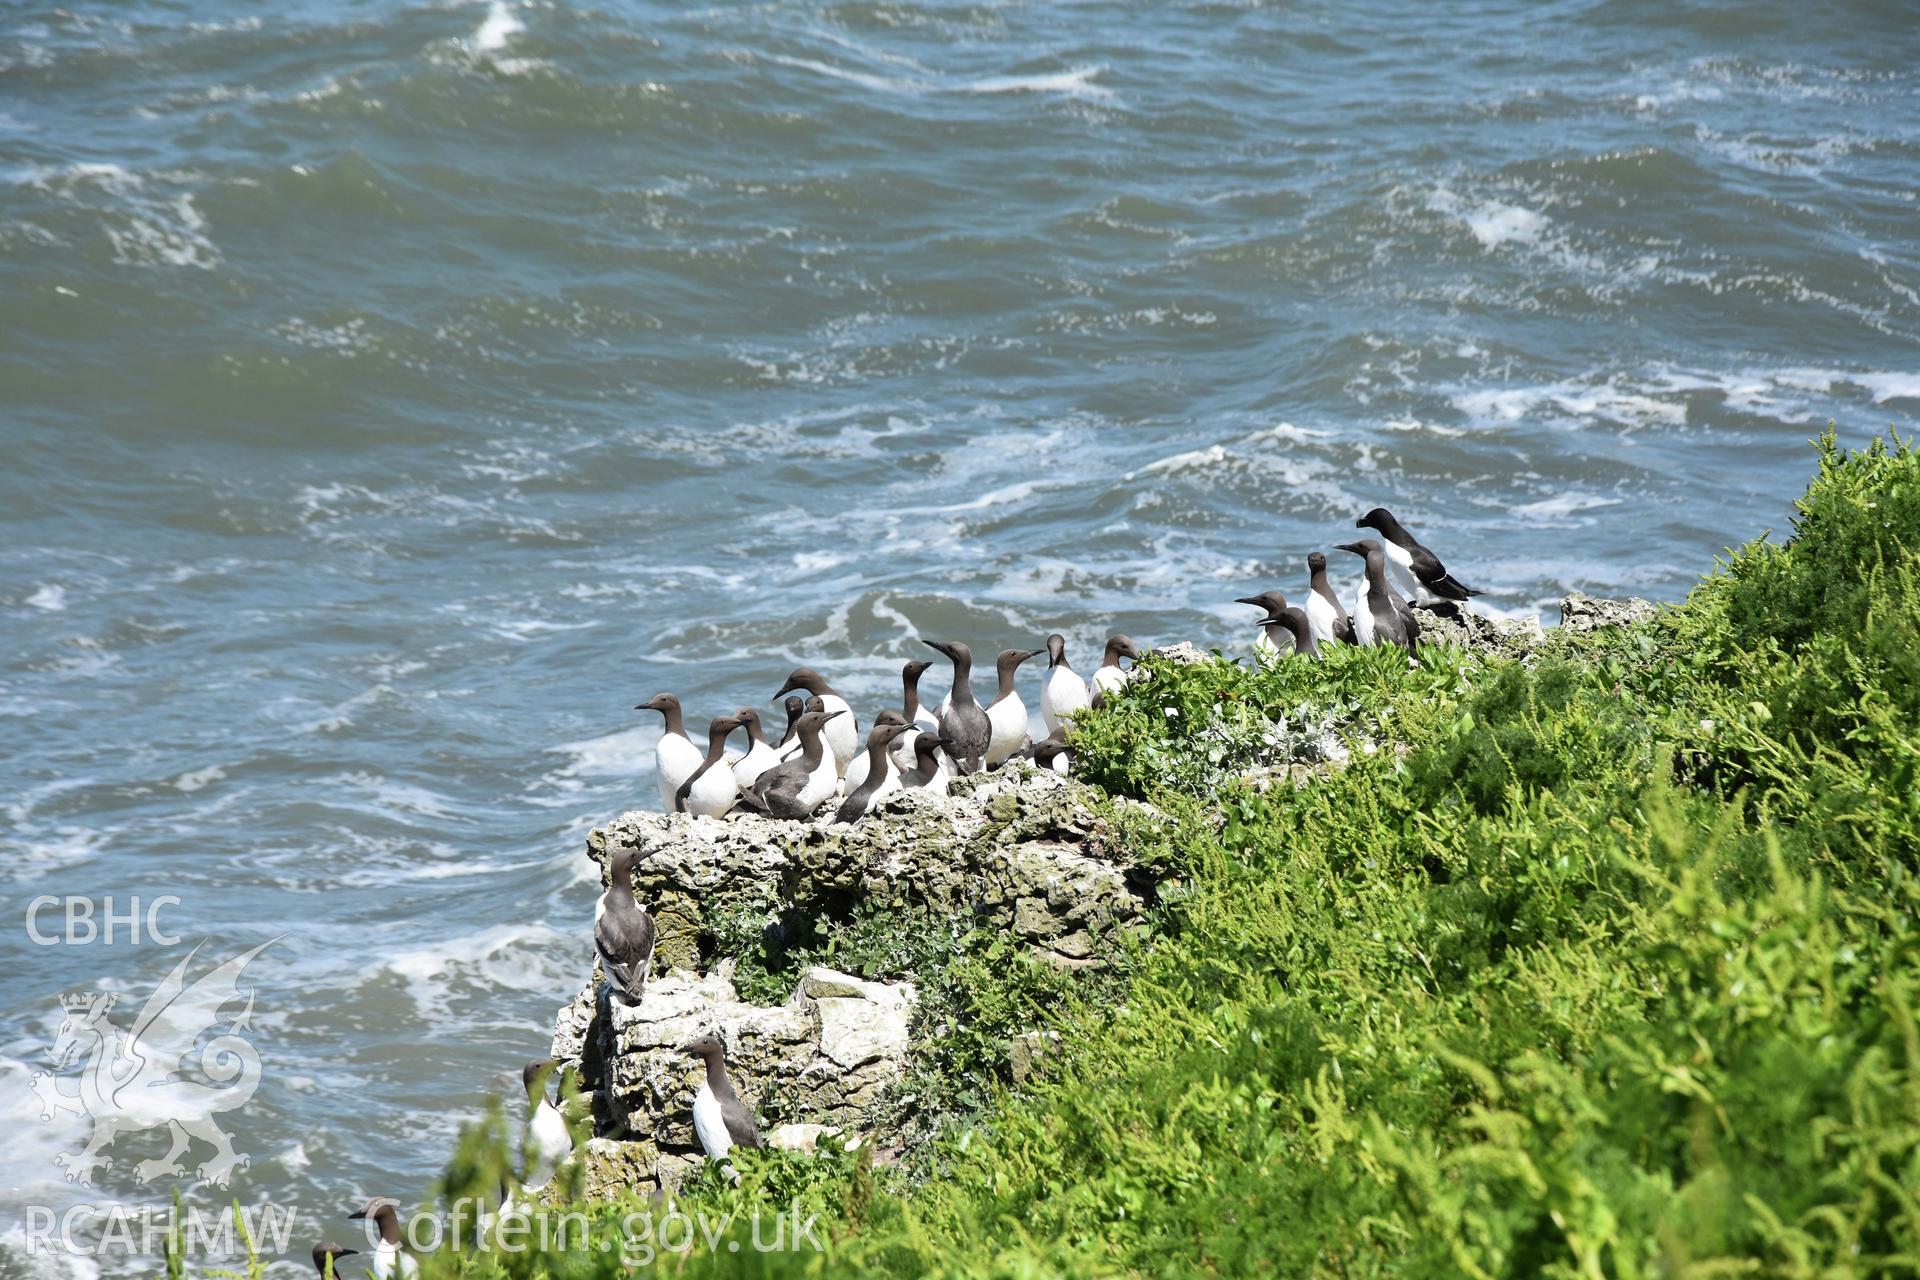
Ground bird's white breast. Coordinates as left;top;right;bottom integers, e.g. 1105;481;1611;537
683;764;738;817
655;734;704;809
818;694;858;774
1304;591;1338;645
732;741;779;789
691;1080;730;1162
524;1099;571;1190
985;694;1028;765
1381;539;1420;598
1092;664;1128;697
1040;666;1089;735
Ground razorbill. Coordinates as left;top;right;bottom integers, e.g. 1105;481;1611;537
347;1199;416;1280
836;721;915;822
730;707;781;790
637;693;703;813
673;713;744;818
842;709;907;795
520;1058;572;1195
1305;551;1357;646
1335;539;1421;653
594;847;655;1006
1255;606;1319;658
982;647;1042;767
900;731;955;795
1039;633;1091;736
311;1244;358;1278
1355;507;1482;605
774;668;858;775
735;708;844;818
1233;591;1293;662
685;1035;762;1184
1091;635;1139;703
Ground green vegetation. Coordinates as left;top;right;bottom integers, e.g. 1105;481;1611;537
401;430;1920;1277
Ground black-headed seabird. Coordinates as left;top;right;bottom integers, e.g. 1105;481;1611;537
901;658;939;736
842;709;907;795
1039;633;1090;737
835;721;915;823
594;847;656;1006
674;713;745;818
773;695;807;761
735;708;845;818
1029;733;1071;775
1305;551;1356;646
684;1035;762;1184
985;647;1042;767
1091;634;1139;703
1335;539;1421;653
1233;590;1293;662
1355;507;1482;605
729;708;781;790
773;668;858;776
900;731;954;795
1256;606;1319;658
311;1243;358;1279
637;693;702;813
347;1199;416;1280
520;1058;571;1195
923;640;990;775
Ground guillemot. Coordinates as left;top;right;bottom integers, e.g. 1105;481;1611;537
842;709;907;795
347;1199;416;1280
594;847;655;1006
637;693;702;813
1335;539;1420;653
730;707;781;789
735;708;845;818
520;1058;571;1195
901;658;940;735
1305;551;1356;646
1091;634;1138;703
1355;507;1482;605
1039;633;1090;737
684;1035;762;1184
1029;733;1071;774
773;695;806;761
923;640;990;775
311;1244;358;1279
1233;591;1293;662
673;713;744;818
900;731;955;795
1256;606;1319;657
835;721;915;822
985;647;1043;767
773;668;858;775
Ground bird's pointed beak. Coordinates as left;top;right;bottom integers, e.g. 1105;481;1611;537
348;1210;366;1221
1234;596;1264;607
1334;541;1364;556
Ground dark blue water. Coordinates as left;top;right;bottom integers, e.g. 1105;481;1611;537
3;0;1916;1271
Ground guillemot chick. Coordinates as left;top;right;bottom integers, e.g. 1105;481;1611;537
594;846;655;1006
1355;507;1483;606
1305;551;1356;646
637;693;702;813
923;639;990;775
685;1035;762;1184
1335;538;1420;653
773;668;858;776
1039;633;1090;736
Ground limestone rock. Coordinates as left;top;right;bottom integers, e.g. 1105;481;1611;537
1559;591;1659;633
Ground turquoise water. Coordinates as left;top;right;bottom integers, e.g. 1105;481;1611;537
2;0;1917;1269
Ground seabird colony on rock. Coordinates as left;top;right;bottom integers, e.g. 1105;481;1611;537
417;506;1484;1220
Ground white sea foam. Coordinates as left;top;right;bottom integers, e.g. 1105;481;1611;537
173;765;226;792
384;922;579;1028
472;1;523;52
25;583;67;611
1510;492;1625;520
769;55;1110;101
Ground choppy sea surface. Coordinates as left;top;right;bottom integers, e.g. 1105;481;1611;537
2;0;1916;1271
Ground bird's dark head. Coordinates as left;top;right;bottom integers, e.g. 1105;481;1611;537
902;658;933;683
872;709;908;728
733;707;763;738
1045;633;1067;667
347;1197;399;1226
1307;550;1328;574
870;720;913;748
1355;507;1392;532
683;1035;723;1061
522;1058;557;1101
774;667;830;700
1334;539;1378;559
607;846;641;885
1235;591;1288;615
997;647;1042;675
1031;736;1069;766
920;638;969;664
311;1243;358;1277
796;709;842;734
635;692;680;716
1104;634;1139;664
